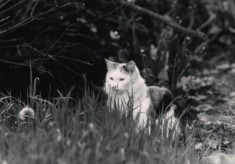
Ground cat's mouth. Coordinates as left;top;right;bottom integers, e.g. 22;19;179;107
112;88;123;94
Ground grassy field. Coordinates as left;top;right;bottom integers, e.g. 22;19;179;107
0;80;207;164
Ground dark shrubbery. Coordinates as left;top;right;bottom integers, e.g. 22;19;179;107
0;0;234;96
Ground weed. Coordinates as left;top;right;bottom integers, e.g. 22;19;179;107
0;80;204;164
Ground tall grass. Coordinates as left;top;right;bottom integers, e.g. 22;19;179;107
0;77;205;164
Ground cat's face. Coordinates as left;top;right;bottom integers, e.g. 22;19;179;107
105;59;139;94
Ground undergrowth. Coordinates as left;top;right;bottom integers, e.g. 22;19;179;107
0;78;204;164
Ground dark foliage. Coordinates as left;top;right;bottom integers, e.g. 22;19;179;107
0;0;234;97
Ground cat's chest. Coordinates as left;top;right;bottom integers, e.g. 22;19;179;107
108;93;151;113
108;93;131;111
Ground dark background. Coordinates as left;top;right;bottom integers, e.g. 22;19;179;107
0;0;234;98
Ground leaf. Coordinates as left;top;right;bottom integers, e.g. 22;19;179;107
216;63;231;71
188;95;208;102
195;104;213;112
177;76;214;91
208;23;222;34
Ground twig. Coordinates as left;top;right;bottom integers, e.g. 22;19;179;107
52;55;93;66
194;33;219;54
0;58;29;67
93;5;123;22
228;27;235;34
0;0;11;10
119;1;208;40
0;16;10;23
0;18;35;35
46;28;67;53
0;0;25;16
0;2;82;36
197;14;216;31
30;0;40;17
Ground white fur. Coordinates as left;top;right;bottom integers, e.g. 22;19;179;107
104;60;151;129
156;105;181;138
104;60;181;135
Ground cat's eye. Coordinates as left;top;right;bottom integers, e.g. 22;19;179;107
120;78;125;81
110;77;113;80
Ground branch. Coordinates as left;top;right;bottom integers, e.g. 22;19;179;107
197;14;216;31
194;33;219;54
120;1;208;40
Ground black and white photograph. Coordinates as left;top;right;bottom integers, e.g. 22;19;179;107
0;0;235;163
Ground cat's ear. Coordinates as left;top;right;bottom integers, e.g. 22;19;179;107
105;59;118;71
123;60;135;72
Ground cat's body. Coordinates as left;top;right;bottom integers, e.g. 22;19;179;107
104;59;181;136
104;60;151;128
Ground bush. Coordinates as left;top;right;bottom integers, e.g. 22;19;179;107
0;0;234;96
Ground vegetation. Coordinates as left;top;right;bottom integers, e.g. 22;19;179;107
0;0;235;93
0;0;235;163
0;80;202;164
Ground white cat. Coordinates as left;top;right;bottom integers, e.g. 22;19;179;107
104;59;181;136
